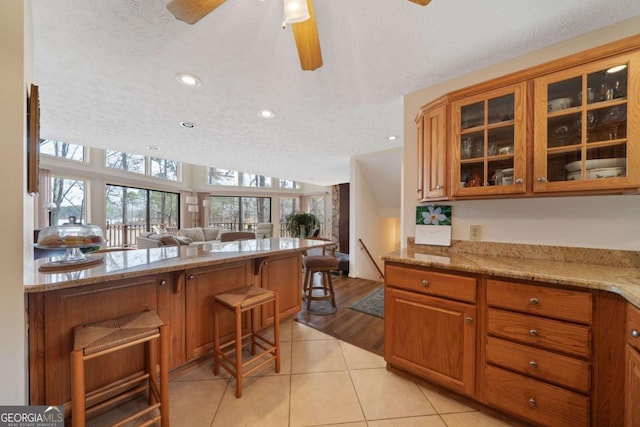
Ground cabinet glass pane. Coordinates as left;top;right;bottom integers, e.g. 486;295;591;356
460;162;485;188
488;94;514;124
591;104;627;141
461;102;484;130
548;113;581;148
587;64;628;103
488;126;514;156
548;77;581;111
461;132;484;160
547;150;581;182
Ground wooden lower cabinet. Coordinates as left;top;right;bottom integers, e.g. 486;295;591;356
385;287;476;396
626;303;640;427
260;253;302;325
486;365;590;427
28;273;173;409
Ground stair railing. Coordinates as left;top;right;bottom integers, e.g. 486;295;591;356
357;238;384;280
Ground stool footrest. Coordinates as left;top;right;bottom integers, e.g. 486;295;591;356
112;403;160;427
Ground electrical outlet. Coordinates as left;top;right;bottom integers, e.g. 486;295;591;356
470;225;482;241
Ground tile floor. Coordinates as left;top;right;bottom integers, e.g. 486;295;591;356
89;320;517;427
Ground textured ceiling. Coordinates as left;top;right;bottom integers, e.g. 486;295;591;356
31;0;640;186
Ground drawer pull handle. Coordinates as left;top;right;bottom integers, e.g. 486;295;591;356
465;317;473;324
528;398;536;407
529;329;538;337
159;280;167;286
632;329;640;339
188;275;195;280
515;178;524;184
421;280;429;287
529;361;537;369
537;177;547;183
529;297;539;305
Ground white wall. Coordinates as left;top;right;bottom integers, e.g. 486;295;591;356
350;157;401;281
403;16;640;251
0;0;30;404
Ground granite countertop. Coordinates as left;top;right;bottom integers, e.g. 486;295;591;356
383;245;640;309
25;237;328;293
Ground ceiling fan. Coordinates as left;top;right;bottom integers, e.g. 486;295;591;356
166;0;431;71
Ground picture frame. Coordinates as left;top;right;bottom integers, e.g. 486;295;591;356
27;83;40;195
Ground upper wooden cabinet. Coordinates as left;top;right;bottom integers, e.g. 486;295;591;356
415;35;640;200
533;51;640;193
416;97;448;201
451;83;528;197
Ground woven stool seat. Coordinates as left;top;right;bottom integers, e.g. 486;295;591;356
213;285;280;398
71;310;169;426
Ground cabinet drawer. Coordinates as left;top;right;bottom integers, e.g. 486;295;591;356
486;336;591;393
487;279;592;324
488;309;591;358
386;264;476;303
627;303;640;352
486;365;590;427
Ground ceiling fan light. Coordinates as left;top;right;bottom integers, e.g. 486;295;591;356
283;0;310;24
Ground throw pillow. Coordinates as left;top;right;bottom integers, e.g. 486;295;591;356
158;235;179;246
175;236;193;245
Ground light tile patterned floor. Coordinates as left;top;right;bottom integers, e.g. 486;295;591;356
88;320;517;427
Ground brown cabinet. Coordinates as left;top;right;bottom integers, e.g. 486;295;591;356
533;51;640;193
385;264;476;396
416;98;449;201
626;303;640;426
451;82;528;197
184;261;252;360
28;273;173;408
485;279;592;427
260;252;302;325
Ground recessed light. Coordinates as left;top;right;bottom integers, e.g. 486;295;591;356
176;73;202;87
180;121;195;128
388;135;398;141
258;110;275;119
147;145;159;150
606;64;627;74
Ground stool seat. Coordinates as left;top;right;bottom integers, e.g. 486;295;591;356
71;310;169;426
302;255;339;270
213;285;280;398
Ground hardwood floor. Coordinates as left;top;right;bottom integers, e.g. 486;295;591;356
296;275;385;356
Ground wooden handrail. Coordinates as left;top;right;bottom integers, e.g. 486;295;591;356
357;238;384;280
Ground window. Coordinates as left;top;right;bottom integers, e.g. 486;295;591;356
279;179;300;189
208;196;271;231
151;157;179;181
50;176;86;225
106;184;179;246
40;140;85;162
207;167;272;187
106;150;146;174
308;195;325;234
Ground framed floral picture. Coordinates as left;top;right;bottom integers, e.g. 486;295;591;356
415;205;452;246
27;83;40;195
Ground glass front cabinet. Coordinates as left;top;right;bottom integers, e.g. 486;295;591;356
451;83;527;197
533;51;640;193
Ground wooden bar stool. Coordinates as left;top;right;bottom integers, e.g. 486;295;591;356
71;310;169;427
302;255;339;313
213;286;280;398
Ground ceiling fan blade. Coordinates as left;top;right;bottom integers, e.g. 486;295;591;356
408;0;431;5
291;0;323;71
166;0;226;24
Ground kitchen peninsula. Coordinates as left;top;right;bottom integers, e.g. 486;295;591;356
383;241;640;427
25;237;328;412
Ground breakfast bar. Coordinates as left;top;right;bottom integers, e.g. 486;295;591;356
25;238;327;413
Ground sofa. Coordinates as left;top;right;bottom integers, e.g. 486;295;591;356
177;227;223;244
254;223;273;238
135;232;192;249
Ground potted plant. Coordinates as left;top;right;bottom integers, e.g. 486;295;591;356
284;212;319;238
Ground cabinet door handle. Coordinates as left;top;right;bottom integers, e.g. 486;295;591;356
417;188;421;193
528;398;536;407
529;329;538;337
515;178;523;184
465;317;473;324
529;297;539;305
529;361;538;369
435;185;443;190
188;275;195;280
537;177;547;183
159;280;167;286
421;279;429;287
632;329;640;338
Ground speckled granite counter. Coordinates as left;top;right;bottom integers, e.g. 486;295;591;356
383;240;640;308
25;237;327;293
